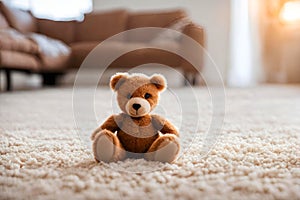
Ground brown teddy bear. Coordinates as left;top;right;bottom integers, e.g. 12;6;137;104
91;72;180;163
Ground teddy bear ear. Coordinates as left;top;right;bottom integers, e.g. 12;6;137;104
110;72;128;91
150;74;167;91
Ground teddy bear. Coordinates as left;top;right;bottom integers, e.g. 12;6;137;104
91;72;180;163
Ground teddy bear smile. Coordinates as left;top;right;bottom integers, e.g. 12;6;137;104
125;97;150;117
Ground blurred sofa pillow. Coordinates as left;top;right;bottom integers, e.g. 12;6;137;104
0;11;9;29
151;17;191;44
0;2;37;33
126;10;186;42
28;33;71;71
0;28;39;54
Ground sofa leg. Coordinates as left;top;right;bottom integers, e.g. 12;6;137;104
42;73;59;86
184;77;189;86
192;74;197;86
5;69;12;91
183;72;199;86
184;72;197;86
183;72;190;86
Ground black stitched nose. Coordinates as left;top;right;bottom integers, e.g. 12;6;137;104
132;103;141;110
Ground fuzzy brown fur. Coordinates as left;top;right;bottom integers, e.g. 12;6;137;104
92;73;180;163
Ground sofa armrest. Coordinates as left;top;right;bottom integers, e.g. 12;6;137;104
182;23;204;47
179;23;205;72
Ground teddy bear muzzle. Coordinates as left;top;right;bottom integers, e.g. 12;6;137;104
125;97;151;117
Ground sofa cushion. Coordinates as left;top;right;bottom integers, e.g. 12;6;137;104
0;50;40;70
0;2;37;33
70;41;98;68
70;40;181;69
110;42;181;68
37;19;75;44
28;33;71;71
0;28;39;54
0;11;9;29
74;10;128;42
126;10;186;42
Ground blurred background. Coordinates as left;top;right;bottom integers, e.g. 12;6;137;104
0;0;300;91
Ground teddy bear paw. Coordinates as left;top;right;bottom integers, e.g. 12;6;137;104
93;133;115;162
154;140;180;163
146;134;180;163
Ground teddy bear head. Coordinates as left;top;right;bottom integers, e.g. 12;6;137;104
110;72;166;117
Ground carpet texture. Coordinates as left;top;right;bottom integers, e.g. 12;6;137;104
0;85;300;199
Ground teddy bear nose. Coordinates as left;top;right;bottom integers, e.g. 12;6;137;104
132;103;141;110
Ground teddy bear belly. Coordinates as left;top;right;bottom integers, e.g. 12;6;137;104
117;131;159;153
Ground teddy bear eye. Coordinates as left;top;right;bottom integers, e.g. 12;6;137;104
144;93;152;99
126;93;132;99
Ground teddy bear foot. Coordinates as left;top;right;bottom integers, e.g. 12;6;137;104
154;140;179;163
94;133;114;162
92;130;125;163
146;134;180;163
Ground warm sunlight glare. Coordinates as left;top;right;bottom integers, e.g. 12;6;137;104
280;1;300;22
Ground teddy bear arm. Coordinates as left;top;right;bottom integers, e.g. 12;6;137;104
160;120;179;137
152;115;179;137
91;115;121;140
100;115;121;132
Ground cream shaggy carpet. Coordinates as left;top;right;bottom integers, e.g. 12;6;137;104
1;85;300;199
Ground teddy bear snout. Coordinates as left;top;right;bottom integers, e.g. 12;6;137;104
125;97;151;117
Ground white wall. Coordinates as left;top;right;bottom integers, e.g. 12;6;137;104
93;0;230;84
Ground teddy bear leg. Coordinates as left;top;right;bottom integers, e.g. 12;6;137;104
92;130;126;162
145;134;180;163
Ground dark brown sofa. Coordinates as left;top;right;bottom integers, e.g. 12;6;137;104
0;2;204;91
